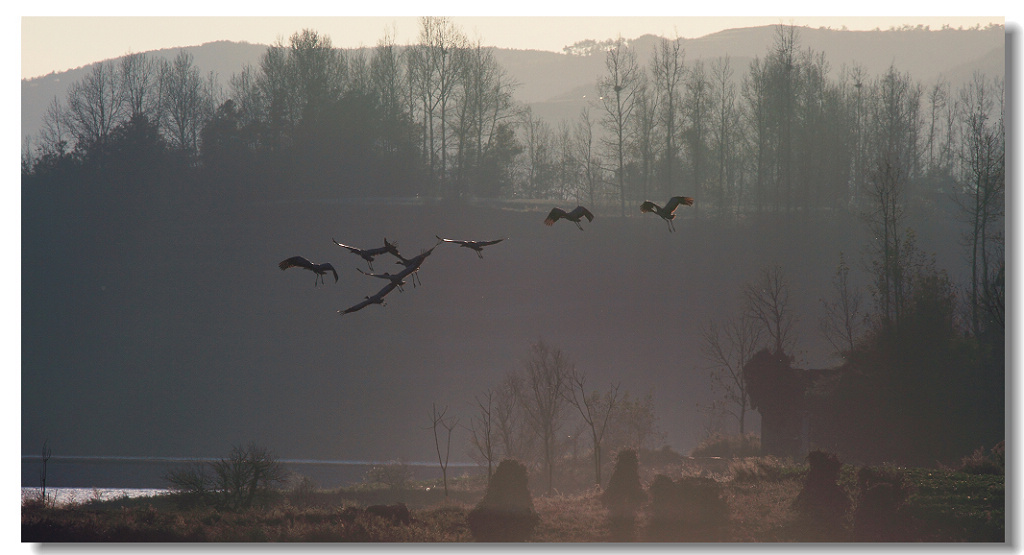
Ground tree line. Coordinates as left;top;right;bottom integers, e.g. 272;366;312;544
24;21;1004;219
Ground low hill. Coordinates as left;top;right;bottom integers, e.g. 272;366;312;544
21;25;1004;141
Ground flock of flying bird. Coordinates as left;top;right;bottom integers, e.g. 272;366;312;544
278;196;695;314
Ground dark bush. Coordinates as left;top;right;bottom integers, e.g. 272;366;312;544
792;450;851;529
601;449;647;540
646;474;729;541
365;503;411;525
601;449;646;515
467;459;539;542
959;442;1005;475
853;466;913;541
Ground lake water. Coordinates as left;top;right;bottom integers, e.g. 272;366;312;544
22;456;482;491
22;487;170;507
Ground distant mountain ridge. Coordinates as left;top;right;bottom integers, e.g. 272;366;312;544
21;25;1004;144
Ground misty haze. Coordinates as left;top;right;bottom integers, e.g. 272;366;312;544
21;18;1005;542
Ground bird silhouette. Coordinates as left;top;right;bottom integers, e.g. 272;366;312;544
278;256;338;286
436;235;507;258
640;196;694;232
332;238;400;271
357;267;411;292
339;282;399;314
393;242;440;288
544;206;594;230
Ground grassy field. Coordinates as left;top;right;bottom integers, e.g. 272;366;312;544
22;458;1004;543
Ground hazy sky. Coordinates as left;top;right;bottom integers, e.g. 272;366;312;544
19;8;1010;80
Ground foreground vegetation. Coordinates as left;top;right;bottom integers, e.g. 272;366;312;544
23;455;1003;543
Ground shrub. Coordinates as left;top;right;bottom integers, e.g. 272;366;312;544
163;443;287;511
601;449;647;540
363;460;413;489
646;474;729;541
467;459;539;542
959;442;1005;475
792;450;850;529
364;503;412;525
728;456;786;482
690;433;762;458
601;449;647;515
853;466;913;541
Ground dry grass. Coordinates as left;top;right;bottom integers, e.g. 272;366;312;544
531;488;612;542
23;458;1004;543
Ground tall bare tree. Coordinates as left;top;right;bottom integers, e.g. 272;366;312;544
37;96;71;159
744;264;797;356
684;59;711;218
514;340;573;494
573;107;603;207
65;60;124;150
651;36;686;199
160;51;215;160
700;313;763;434
955;72;1005;336
862;64;922;329
469;389;498;480
709;55;739;218
119;51;159;121
740;56;772;214
518;107;554;198
599;37;642;216
430;403;459;498
418;16;467;198
768;25;799;212
630;77;658;203
494;369;530;463
565;368;621;486
818;252;864;357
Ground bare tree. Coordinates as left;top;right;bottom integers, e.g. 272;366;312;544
371;27;405;127
573;107;603;207
450;39;519;199
65;60;124;149
709;55;740;218
494;370;530;463
565;368;621;486
599;37;642;216
740;56;772;214
518;107;554;198
768;25;799;212
38;440;52;506
606;392;661;453
160;51;215;160
700;313;763;434
863;154;913;328
924;77;951;176
651;36;686;199
514;340;573;494
418;16;467;197
744;264;797;356
684;59;711;217
955;72;1005;337
37;96;71;159
208;443;287;511
468;389;498;479
818;252;864;357
630;77;658;203
119;51;159;120
430;403;459;498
